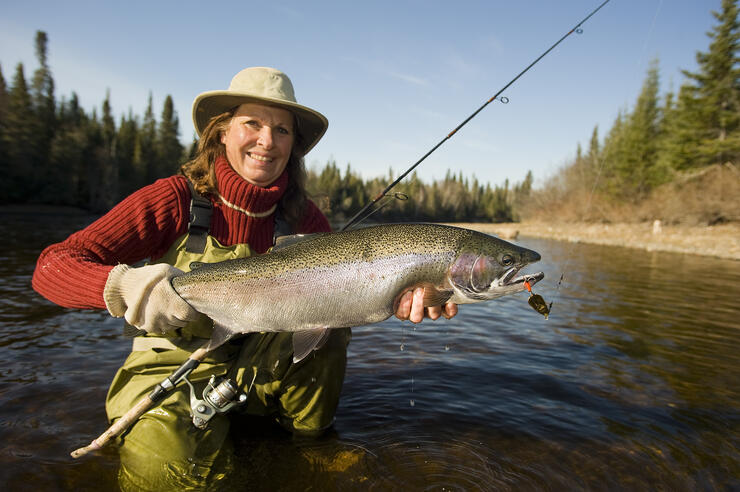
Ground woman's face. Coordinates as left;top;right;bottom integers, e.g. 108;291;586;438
221;103;295;187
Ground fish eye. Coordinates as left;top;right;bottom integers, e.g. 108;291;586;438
500;254;514;267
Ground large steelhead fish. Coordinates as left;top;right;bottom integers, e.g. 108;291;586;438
172;223;544;361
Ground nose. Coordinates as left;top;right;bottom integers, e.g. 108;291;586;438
527;249;541;263
520;247;540;263
257;126;274;149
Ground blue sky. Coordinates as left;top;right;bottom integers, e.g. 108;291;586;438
0;0;722;188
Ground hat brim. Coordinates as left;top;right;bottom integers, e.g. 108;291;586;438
192;91;328;155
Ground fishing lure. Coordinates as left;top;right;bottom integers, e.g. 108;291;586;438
524;280;551;319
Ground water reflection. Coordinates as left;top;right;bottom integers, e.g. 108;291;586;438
1;211;738;490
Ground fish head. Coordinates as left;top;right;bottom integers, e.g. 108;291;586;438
448;235;544;302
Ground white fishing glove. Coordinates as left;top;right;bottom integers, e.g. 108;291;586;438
103;264;200;335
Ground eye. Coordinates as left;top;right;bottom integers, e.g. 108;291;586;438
500;254;514;267
244;119;260;128
277;126;292;135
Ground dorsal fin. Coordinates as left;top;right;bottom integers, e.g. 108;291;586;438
273;233;322;251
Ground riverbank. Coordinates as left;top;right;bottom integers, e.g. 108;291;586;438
447;222;740;261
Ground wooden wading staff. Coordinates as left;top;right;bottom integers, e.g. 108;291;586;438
70;345;211;459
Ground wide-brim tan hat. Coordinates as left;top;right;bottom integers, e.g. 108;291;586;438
192;67;328;155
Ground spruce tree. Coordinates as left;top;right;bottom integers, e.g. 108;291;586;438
614;60;668;197
662;0;740;168
4;64;35;202
117;111;139;197
156;94;183;178
135;93;157;184
31;31;56;177
0;64;7;199
98;91;118;208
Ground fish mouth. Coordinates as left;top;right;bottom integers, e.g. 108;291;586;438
499;268;545;288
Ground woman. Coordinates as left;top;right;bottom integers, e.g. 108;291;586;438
32;67;456;487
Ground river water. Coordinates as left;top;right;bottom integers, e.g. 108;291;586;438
0;210;738;491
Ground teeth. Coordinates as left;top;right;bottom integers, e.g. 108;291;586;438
249;153;271;162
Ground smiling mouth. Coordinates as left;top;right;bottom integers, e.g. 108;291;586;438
248;152;272;163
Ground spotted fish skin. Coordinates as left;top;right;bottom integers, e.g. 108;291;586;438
172;223;543;350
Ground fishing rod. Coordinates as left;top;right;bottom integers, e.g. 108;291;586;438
341;0;612;232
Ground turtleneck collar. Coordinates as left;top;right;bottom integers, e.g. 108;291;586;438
214;154;288;215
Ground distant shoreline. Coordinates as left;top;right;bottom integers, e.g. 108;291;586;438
2;205;737;260
447;222;740;261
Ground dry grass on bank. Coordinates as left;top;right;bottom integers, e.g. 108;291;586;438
523;163;740;226
464;163;740;260
450;221;740;260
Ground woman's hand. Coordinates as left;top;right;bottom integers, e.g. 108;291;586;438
395;287;458;323
103;264;201;334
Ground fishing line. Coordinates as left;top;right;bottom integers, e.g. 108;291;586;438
341;0;613;231
546;0;665;315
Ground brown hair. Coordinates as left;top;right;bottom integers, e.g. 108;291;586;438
180;108;309;230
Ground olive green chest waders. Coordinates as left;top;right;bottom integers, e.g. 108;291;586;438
105;187;350;489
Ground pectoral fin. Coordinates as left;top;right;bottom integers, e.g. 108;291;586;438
292;328;331;363
421;284;454;307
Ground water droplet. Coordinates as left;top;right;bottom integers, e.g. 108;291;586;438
409;399;415;407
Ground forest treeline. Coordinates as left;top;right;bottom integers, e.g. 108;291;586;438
1;1;737;223
0;32;184;212
0;31;532;220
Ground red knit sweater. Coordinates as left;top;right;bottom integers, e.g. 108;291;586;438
32;156;331;310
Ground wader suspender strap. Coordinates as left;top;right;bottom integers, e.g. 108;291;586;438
185;180;293;253
273;209;293;243
185;181;213;254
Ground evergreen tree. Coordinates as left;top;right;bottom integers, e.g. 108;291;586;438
661;0;740;168
117;110;139;197
83;95;117;212
156;94;183;178
99;91;118;206
135;93;157;185
31;31;56;178
0;64;7;121
0;64;8;199
4;64;35;202
48;105;87;206
612;60;668;197
601;110;627;196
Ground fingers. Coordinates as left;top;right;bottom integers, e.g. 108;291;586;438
395;290;413;320
409;287;425;323
427;305;442;320
395;288;459;323
442;302;458;319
